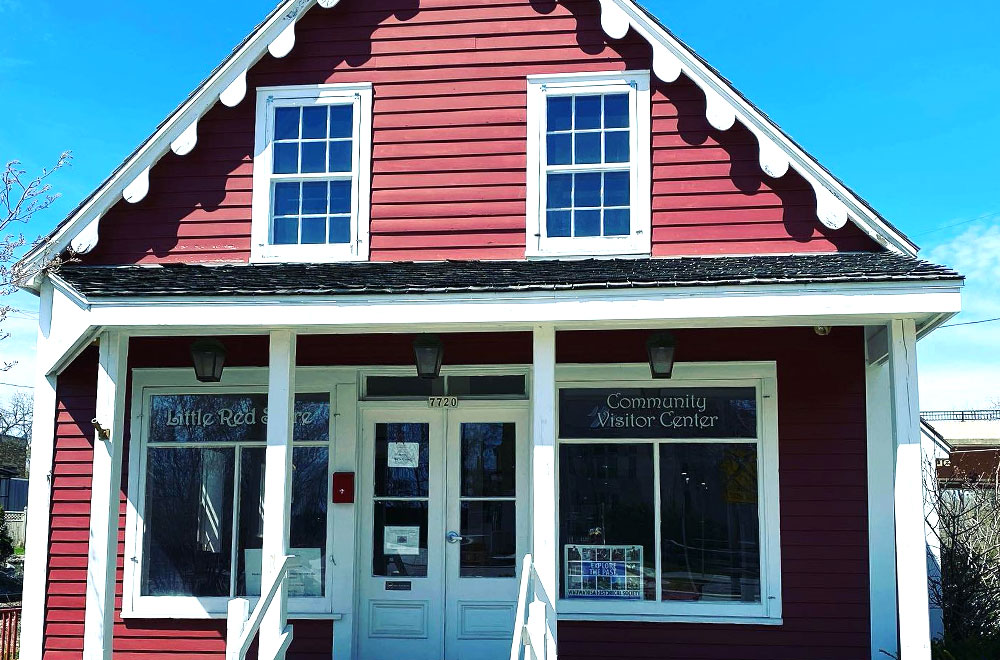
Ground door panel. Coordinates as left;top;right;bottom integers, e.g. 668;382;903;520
358;410;445;660
358;406;528;660
445;409;529;660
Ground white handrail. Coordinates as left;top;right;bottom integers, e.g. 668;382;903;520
226;554;292;660
511;554;534;660
511;553;557;660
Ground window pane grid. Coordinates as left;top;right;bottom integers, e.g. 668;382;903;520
545;92;632;239
270;103;355;247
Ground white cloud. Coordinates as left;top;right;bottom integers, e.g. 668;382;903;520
919;221;1000;410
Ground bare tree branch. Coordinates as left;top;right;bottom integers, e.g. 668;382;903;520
0;152;72;371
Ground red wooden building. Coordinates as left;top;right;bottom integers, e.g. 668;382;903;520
15;1;963;659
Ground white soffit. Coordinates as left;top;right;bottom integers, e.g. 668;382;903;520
21;0;916;277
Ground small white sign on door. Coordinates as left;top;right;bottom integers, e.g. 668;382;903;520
387;442;420;468
384;526;421;556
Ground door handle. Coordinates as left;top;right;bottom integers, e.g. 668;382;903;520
446;531;464;544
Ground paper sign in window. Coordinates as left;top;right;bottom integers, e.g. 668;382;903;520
384;526;421;556
244;548;324;597
387;442;420;469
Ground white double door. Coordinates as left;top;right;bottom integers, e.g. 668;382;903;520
358;405;529;660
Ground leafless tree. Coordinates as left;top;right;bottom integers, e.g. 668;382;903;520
1;152;72;370
0;392;30;478
925;455;1000;647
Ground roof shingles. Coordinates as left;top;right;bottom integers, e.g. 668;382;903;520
55;253;961;298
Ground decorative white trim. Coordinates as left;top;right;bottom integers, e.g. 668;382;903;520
526;71;652;258
83;331;130;660
19;282;57;660
170;120;199;156
551;362;782;622
581;0;914;250
122;167;150;204
250;83;374;264
14;0;342;268
16;0;918;278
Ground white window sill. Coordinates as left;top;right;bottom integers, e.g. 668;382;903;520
122;599;337;620
557;599;781;625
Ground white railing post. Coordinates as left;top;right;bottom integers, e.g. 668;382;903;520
83;331;129;660
888;319;931;659
260;330;296;660
226;598;250;660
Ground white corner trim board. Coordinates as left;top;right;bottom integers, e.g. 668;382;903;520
16;0;916;278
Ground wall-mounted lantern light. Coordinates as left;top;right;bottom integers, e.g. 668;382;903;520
646;331;677;379
413;334;444;380
190;339;227;383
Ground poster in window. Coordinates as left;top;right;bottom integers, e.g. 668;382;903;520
384;526;421;556
564;545;643;600
244;548;324;597
387;442;421;469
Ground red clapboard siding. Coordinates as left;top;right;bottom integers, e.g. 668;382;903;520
556;327;870;660
43;329;870;658
80;0;879;266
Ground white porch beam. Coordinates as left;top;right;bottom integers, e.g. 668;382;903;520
83;331;130;660
865;348;898;660
20;280;57;660
530;326;558;622
260;330;296;660
888;319;931;659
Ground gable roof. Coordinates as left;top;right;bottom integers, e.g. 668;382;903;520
17;0;919;286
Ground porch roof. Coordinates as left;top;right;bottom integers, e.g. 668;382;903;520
56;252;960;298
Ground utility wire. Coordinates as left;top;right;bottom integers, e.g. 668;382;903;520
914;210;1000;237
0;383;32;390
940;317;1000;329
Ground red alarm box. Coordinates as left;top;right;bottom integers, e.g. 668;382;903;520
332;472;355;504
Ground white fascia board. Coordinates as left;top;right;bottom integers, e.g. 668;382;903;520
15;0;337;281
601;0;919;255
74;281;961;332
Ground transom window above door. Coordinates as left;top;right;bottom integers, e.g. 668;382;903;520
527;71;651;258
251;84;373;264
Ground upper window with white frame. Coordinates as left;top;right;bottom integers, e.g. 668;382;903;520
252;84;373;263
527;72;651;258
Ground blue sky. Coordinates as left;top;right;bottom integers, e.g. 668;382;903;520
1;0;997;409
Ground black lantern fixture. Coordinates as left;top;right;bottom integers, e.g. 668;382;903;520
646;331;677;379
190;339;227;383
412;334;444;380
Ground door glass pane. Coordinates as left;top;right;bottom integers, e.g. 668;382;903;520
142;447;235;597
374;423;430;498
373;501;429;577
461;501;516;578
660;443;760;603
461;423;516;498
559;443;656;600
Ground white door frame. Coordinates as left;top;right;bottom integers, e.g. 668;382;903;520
354;399;530;659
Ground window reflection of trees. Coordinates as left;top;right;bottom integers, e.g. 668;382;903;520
143;393;331;599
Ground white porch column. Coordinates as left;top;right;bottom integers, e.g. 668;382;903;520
83;330;130;660
888;319;932;659
530;326;557;617
21;280;57;660
866;349;899;660
260;330;296;660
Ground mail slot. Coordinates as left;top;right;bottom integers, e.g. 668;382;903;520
332;472;355;504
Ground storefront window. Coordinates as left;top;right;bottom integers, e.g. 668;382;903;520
140;392;330;599
557;383;776;618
